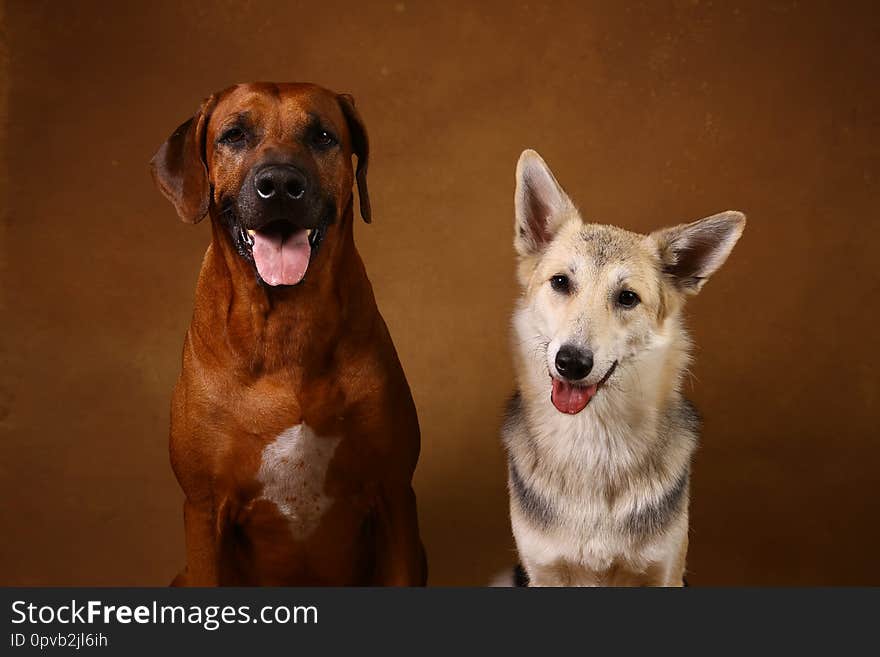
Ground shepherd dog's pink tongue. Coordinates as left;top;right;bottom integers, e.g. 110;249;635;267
551;378;598;414
251;228;311;286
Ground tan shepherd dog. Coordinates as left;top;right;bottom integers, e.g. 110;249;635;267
503;150;745;586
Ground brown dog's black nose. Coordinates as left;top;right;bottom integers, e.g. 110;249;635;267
555;345;593;381
254;165;307;201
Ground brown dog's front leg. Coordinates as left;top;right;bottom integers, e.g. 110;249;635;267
372;486;427;586
175;499;224;586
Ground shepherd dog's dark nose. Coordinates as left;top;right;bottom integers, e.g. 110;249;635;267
555;345;594;381
254;165;307;201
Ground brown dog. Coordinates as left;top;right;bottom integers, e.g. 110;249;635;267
150;83;426;586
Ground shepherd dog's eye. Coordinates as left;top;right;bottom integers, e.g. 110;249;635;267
617;290;640;308
550;274;571;294
219;127;245;145
312;129;337;148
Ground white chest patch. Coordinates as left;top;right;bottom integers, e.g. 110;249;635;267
256;423;342;538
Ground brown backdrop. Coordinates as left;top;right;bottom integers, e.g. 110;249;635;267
1;0;878;586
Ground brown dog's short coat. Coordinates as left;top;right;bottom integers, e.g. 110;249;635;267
151;83;426;586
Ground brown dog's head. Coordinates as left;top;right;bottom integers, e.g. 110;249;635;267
150;82;370;287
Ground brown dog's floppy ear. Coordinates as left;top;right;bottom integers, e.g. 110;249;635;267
150;94;217;224
337;94;371;223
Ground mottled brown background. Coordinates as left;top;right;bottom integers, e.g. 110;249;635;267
1;0;878;586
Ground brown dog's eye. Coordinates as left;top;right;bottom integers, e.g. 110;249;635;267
617;290;640;308
219;127;245;145
312;130;337;149
550;275;571;294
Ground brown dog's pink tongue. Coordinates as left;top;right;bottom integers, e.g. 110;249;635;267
251;228;311;286
551;378;598;414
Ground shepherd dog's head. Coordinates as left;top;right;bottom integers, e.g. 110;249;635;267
512;150;745;416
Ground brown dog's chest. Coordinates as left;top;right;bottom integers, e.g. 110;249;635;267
204;370;388;510
250;422;342;531
228;420;382;585
173;354;400;583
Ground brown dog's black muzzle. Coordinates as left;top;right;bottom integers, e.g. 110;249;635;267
254;164;308;203
225;157;336;287
238;161;319;232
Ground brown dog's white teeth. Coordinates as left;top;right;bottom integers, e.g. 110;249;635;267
306;229;312;236
247;229;256;236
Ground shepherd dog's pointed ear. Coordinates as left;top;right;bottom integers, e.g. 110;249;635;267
514;149;575;257
150;94;218;224
651;211;746;294
337;93;371;223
